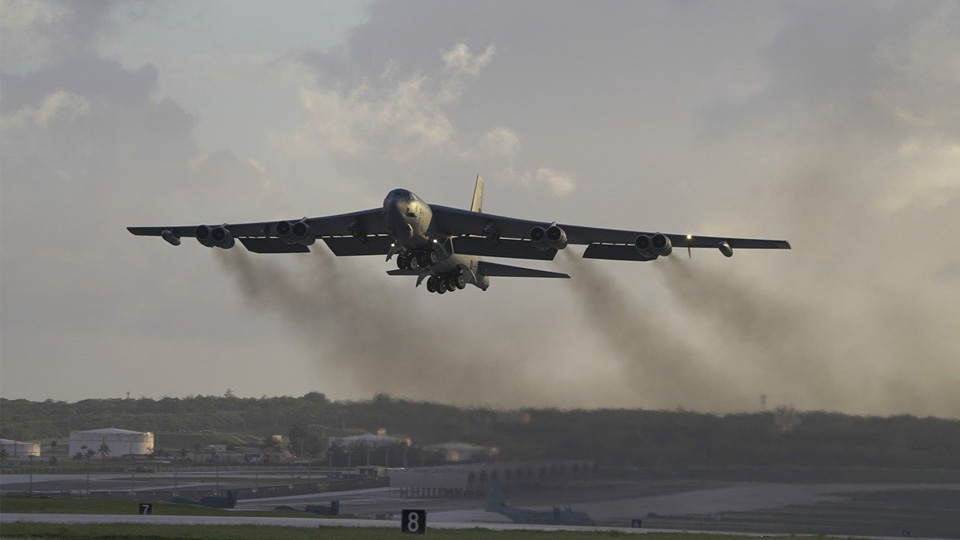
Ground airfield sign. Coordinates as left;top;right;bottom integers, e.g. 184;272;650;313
401;509;426;534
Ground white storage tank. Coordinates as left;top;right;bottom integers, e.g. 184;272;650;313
69;428;154;458
0;438;41;458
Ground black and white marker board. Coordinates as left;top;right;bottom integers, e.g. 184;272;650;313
401;509;426;534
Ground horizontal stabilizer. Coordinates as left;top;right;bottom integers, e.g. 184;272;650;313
454;237;556;260
239;237;310;253
323;236;393;256
386;269;419;276
582;244;658;261
478;261;569;278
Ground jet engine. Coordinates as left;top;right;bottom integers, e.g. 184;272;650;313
651;233;672;256
545;224;568;250
275;219;315;245
634;234;671;257
634;234;652;256
196;224;234;249
530;226;549;251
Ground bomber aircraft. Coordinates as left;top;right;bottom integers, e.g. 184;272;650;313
128;175;790;294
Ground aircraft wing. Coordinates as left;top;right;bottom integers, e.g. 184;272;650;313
128;208;388;252
430;205;790;255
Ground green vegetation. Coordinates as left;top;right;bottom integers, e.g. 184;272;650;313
3;393;959;469
0;523;840;540
0;497;311;518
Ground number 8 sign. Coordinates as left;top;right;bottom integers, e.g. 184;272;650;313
402;509;426;534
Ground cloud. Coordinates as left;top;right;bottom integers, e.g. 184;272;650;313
279;41;572;199
0;89;90;129
522;167;576;197
477;127;521;158
0;0;120;67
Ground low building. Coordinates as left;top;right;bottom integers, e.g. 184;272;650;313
422;442;497;463
328;433;404;449
0;438;41;458
69;428;154;458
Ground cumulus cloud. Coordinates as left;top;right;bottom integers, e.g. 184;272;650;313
280;41;573;198
522;167;576;197
0;89;90;129
0;0;119;67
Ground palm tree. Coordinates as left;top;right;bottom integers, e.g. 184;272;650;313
98;442;111;458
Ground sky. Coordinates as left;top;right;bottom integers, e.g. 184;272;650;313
1;0;958;417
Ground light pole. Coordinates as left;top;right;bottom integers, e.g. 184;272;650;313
28;455;34;496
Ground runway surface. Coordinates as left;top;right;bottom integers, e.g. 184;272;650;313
2;512;950;539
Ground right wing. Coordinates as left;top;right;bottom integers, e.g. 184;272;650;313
128;208;389;254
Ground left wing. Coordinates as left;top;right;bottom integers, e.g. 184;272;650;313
430;205;790;257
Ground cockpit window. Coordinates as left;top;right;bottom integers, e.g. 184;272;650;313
389;189;412;199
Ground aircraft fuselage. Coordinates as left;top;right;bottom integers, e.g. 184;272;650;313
383;188;483;292
383;189;433;249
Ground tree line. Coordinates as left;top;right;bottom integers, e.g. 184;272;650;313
2;393;958;468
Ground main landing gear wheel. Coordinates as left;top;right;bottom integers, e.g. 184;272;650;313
445;278;456;292
436;282;446;294
397;253;410;270
409;256;420;271
428;249;440;265
426;276;438;293
455;272;467;289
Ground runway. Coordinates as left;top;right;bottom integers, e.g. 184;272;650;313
1;513;952;540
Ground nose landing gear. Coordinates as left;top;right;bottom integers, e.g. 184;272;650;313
396;248;441;271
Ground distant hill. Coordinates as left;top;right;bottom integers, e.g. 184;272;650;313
2;393;958;469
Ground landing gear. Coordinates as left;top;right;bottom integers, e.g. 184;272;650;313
426;270;468;295
428;249;440;265
409;257;420;271
397;252;411;270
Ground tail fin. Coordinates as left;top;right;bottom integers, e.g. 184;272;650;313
471;174;484;213
486;483;504;511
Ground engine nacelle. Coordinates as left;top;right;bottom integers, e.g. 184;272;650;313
275;219;315;245
634;234;652;256
530;226;549;251
196;224;234;249
651;233;672;256
291;220;315;246
545;224;568;250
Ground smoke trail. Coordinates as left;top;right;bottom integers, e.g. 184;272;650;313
656;255;960;416
214;247;554;407
656;257;848;410
557;251;747;411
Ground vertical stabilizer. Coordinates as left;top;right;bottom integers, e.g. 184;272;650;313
471;174;484;213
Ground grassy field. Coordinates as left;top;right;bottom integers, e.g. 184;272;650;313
0;497;312;518
0;523;831;540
